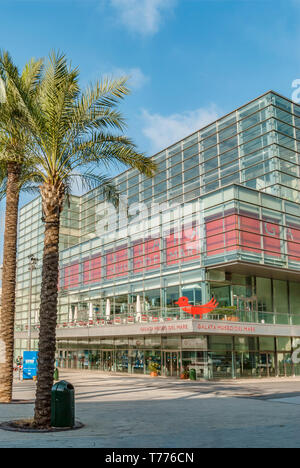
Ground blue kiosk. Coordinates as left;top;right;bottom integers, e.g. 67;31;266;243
23;351;38;380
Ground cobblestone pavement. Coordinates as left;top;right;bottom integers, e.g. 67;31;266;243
1;371;300;448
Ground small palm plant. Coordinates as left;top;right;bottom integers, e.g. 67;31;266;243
4;51;156;427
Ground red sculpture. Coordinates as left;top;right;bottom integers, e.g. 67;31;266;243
175;297;219;319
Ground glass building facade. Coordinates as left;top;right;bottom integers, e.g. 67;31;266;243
14;91;300;379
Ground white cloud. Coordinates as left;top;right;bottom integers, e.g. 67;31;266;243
109;67;150;90
142;105;222;153
110;0;177;35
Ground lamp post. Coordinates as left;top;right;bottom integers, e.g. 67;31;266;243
28;255;38;351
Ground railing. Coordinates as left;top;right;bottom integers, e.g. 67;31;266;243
14;308;300;333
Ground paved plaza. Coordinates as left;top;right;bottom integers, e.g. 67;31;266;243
1;371;300;447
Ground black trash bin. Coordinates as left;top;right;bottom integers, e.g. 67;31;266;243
189;368;196;381
51;380;75;428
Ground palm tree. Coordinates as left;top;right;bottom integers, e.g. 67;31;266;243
4;51;156;427
0;52;43;403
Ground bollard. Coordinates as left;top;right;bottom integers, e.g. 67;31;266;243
54;367;59;381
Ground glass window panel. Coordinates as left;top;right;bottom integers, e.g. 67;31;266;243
142;188;153;200
218;114;236;130
168;144;181;157
218;124;237;142
154;182;166;195
241;147;271;169
290;282;300;315
183;144;198;159
256;277;273;323
183;135;198;149
204;158;218;173
240;135;269;156
184;166;199;181
220;148;239;166
277;337;292;352
293;102;300;117
165;286;180;307
273;95;292;113
277;133;296;151
170;163;183;177
280;172;298;189
184;154;199;170
239;122;268;145
238;101;260;120
154;171;166;184
169;151;182;165
221;172;240;186
275;120;294;138
259;337;275;351
209;335;232;351
276;145;297;163
274;107;294;125
219;136;238;154
273;280;289;324
203;180;220;193
234;337;250;352
239;109;267;131
202;134;217;149
169;174;183;187
128;185;139;197
220;162;239;178
162;336;180;349
200;124;216;139
202;146;218;161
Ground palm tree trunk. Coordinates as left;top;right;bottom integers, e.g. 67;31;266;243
34;182;64;427
0;162;20;403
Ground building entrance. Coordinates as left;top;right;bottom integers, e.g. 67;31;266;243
163;351;180;377
258;353;276;377
277;353;293;377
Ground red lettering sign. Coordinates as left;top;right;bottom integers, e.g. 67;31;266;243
64;264;79;289
83;256;101;285
133;238;161;273
166;225;200;265
106;247;129;279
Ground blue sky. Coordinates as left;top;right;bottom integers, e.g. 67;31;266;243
1;0;300;249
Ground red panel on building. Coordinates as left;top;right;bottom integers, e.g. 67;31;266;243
83;256;101;285
206;212;282;259
106;247;129;279
166;225;201;265
206;218;225;256
133;239;161;273
166;231;180;265
64;263;79;289
181;226;201;263
287;226;300;261
263;221;281;257
224;214;239;252
239;215;261;253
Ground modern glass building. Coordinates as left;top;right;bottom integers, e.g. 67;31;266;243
14;91;300;379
